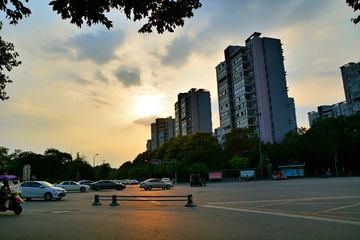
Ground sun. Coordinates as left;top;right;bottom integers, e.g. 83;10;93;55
136;96;160;117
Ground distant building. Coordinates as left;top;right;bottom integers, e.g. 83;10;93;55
215;32;297;145
148;117;175;150
307;101;348;127
340;62;360;115
214;127;223;147
174;88;212;136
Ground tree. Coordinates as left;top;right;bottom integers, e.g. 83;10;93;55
188;163;209;177
0;146;11;173
223;127;258;162
347;0;360;25
68;153;93;181
1;0;202;34
96;162;112;180
228;157;250;169
0;21;22;100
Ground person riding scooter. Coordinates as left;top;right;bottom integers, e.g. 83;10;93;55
0;180;10;206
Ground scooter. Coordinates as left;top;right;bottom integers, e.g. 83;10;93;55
0;175;25;215
0;193;25;215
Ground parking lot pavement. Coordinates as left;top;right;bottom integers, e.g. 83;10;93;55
1;178;360;239
204;196;360;226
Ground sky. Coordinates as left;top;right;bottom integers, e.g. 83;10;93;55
1;0;359;169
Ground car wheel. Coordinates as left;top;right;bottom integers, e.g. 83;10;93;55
96;186;101;191
45;193;52;201
117;186;123;190
80;187;86;192
147;186;152;190
204;182;206;186
166;185;170;189
14;205;22;215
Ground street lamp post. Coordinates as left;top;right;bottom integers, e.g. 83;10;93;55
93;154;98;180
175;160;177;184
257;113;263;180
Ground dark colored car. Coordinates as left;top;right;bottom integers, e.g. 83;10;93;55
190;174;206;187
90;180;125;191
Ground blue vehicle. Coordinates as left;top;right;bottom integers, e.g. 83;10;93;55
78;180;94;186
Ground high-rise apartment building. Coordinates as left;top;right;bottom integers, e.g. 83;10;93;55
148;117;175;150
340;62;360;115
174;88;212;136
215;32;297;144
307;101;348;127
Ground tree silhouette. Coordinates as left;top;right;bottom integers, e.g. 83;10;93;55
0;0;202;33
0;21;22;100
347;0;360;24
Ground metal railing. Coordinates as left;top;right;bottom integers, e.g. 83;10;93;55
92;194;196;207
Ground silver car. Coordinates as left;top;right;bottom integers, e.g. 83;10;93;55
139;178;172;190
54;181;90;192
21;181;67;201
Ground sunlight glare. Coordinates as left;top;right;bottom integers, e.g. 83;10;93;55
136;96;160;117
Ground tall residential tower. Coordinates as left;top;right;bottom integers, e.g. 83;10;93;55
216;32;297;144
148;117;175;150
340;62;360;115
174;88;212;136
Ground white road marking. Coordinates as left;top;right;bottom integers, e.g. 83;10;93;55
201;205;360;226
207;196;360;205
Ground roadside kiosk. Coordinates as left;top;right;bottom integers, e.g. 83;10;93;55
278;164;305;178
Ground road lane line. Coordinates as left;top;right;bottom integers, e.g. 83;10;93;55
207;196;360;205
201;205;360;226
315;202;360;213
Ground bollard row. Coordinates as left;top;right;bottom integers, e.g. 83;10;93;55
92;194;196;207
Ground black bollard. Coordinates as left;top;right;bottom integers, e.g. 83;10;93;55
110;195;119;206
185;194;196;207
92;194;102;205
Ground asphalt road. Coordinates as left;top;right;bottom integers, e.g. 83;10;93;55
1;177;360;240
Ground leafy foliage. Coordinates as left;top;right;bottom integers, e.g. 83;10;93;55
1;0;202;33
188;163;209;177
347;0;360;24
0;21;22;100
1;115;359;180
228;157;250;169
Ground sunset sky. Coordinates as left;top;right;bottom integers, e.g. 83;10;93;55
1;0;359;168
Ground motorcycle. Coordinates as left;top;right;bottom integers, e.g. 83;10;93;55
0;175;25;215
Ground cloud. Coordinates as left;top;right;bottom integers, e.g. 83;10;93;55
95;71;110;84
74;77;93;85
133;115;159;126
114;67;141;87
160;36;196;68
66;30;125;64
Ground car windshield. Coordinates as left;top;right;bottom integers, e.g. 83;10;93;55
41;182;55;188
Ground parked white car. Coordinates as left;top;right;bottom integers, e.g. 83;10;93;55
139;178;173;190
54;181;90;192
20;181;67;201
161;178;172;184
